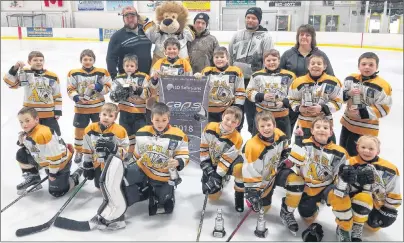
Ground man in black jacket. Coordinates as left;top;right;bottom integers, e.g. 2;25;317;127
106;6;152;79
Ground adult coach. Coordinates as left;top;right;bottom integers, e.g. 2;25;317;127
280;24;334;134
187;13;219;73
229;7;274;135
106;6;152;79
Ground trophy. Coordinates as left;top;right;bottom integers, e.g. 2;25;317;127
254;208;268;238
351;83;362;109
303;84;313;107
212;208;226;238
168;167;182;187
266;88;277;107
18;68;29;87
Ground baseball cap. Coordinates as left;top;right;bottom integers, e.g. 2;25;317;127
122;6;137;16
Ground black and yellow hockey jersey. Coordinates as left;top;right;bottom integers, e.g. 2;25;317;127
288;73;342;129
340;73;392;136
200;122;243;177
348;155;401;210
242;128;289;189
4;67;62;118
134;125;189;182
201;66;245;113
247;68;296;118
288;137;348;196
67;67;112;114
19;124;72;175
111;71;154;114
82;122;129;169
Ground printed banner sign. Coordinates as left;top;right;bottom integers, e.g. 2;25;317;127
104;28;119;39
106;0;133;11
27;27;53;37
158;76;209;163
78;1;104;11
225;0;256;7
182;1;210;12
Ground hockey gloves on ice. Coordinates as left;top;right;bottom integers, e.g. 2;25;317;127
302;223;324;242
96;139;118;155
200;160;215;177
338;164;357;185
356;166;375;186
245;188;262;212
202;172;222;195
82;161;95;180
368;206;398;228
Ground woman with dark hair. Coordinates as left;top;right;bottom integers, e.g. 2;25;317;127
280;24;334;134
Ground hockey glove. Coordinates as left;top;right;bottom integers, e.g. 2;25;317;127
202;172;222;195
302;223;324;242
82;161;95;180
338;164;357;185
356;166;375;186
368;206;398;228
245;188;262;212
200;160;215;177
96;139;118;155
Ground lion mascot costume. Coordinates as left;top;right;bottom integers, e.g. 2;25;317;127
143;1;195;65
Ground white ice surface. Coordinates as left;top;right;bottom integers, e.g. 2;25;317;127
1;40;403;241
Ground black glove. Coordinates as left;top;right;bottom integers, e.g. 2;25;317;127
200;160;215;177
302;223;324;242
96;139;117;155
338;164;357;185
110;85;129;102
245;188;262;212
82;161;95;180
202;172;222;195
356;166;375;186
368;206;398;228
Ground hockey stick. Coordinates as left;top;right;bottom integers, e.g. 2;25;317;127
1;176;48;213
196;194;209;242
15;178;87;237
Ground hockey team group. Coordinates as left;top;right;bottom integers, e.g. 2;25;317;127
1;12;401;243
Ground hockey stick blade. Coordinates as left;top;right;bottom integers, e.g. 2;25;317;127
1;176;48;213
54;217;91;231
15;178;87;237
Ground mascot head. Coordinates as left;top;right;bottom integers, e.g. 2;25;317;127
156;1;188;34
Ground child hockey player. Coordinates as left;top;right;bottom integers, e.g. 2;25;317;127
288;52;342;143
243;110;304;236
81;103;129;189
340;52;392;156
82;102;189;231
146;37;193;121
246;49;296;138
15;107;81;196
195;47;245;128
288;115;356;241
200;106;244;212
348;135;401;241
3;51;62;136
109;55;154;162
67;49;112;163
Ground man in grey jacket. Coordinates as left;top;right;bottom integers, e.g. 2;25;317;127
187;13;219;73
229;7;274;135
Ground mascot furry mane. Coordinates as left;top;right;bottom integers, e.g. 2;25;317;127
155;1;189;34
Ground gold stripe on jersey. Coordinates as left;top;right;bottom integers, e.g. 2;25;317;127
82;122;129;169
340;73;392;136
242;128;289;189
113;71;152;114
67;67;112;114
201;66;246;113
348;155;401;209
4;68;62;118
151;57;193;76
288;73;342;129
22;124;71;174
135;125;189;182
248;69;296;118
295;137;348;197
200;122;243;177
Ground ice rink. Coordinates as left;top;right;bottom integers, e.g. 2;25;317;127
1;39;403;241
